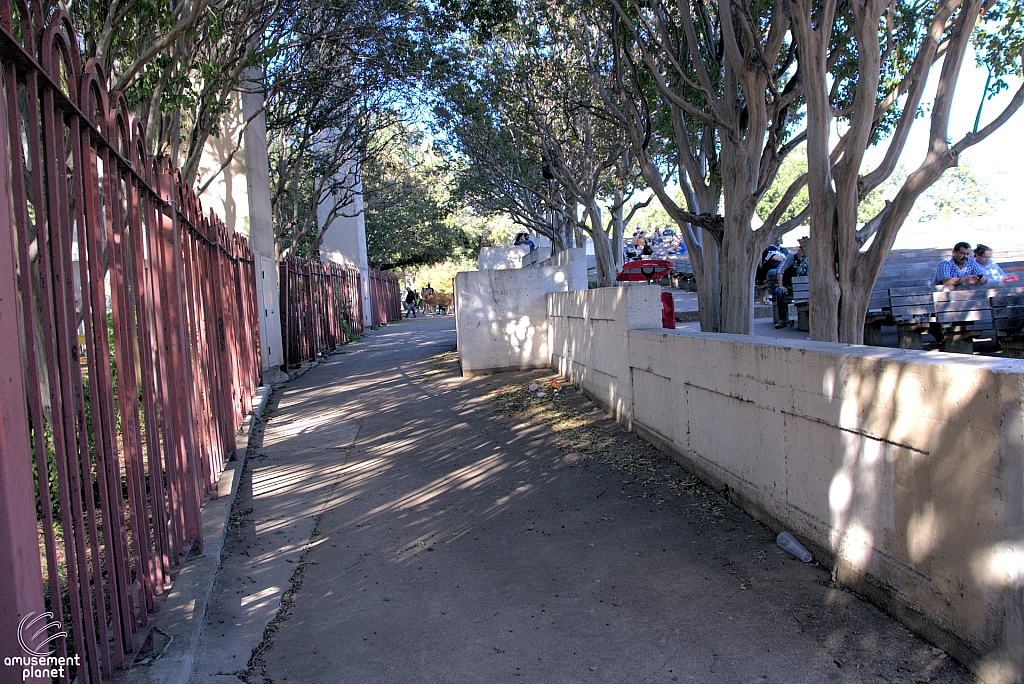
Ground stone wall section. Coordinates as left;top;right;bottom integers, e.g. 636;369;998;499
546;288;1024;683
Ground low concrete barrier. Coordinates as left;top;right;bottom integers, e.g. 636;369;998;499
454;267;569;376
537;248;588;291
478;245;552;270
548;286;662;425
547;288;1024;683
478;245;531;270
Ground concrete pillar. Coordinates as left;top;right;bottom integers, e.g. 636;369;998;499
197;68;286;381
319;166;373;331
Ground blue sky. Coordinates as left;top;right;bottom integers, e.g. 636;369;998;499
875;50;1024;220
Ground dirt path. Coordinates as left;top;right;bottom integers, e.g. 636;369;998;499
194;315;971;684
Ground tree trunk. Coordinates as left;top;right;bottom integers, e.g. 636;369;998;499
610;196;624;273
716;212;757;335
694;236;721;331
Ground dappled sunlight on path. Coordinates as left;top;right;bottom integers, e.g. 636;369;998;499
195;315;973;684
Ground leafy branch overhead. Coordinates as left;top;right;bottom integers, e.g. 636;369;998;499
364;124;466;271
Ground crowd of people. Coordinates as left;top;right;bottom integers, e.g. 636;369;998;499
624;228;687;261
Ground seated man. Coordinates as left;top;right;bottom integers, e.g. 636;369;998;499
932;241;986;286
774;244;807;328
756;240;786;283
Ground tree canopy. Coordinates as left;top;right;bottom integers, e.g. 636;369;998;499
70;0;1023;334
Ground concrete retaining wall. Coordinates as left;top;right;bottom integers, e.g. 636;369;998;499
454;267;569;376
547;288;1024;683
478;245;531;270
478;245;552;270
548;286;662;425
537;248;588;291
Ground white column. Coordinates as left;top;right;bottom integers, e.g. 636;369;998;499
197;68;285;379
318;166;373;330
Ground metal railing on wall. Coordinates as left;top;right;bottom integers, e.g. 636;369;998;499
279;257;362;370
0;2;262;681
368;268;402;327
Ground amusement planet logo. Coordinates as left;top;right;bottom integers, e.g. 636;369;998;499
4;612;80;681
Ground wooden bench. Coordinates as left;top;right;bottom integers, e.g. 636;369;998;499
670;255;696;291
934;281;1024;354
791;276;810;331
864;252;1024;349
992;292;1024;358
784;248;947;342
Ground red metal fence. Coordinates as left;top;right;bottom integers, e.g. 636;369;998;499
279;258;362;369
0;3;261;681
368;268;402;327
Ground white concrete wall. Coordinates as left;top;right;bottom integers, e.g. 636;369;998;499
478;244;553;270
547;287;662;425
537;248;588;291
454;267;570;375
520;246;552;267
546;286;1024;682
478;246;531;270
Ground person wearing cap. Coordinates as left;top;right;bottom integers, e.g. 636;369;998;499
513;233;535;252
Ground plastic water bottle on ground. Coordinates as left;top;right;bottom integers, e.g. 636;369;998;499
777;531;812;562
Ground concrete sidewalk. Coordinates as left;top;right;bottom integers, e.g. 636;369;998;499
191;315;970;683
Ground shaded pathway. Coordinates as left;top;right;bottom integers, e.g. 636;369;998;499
195;315;970;683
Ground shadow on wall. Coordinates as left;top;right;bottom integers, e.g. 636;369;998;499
544;285;1024;683
626;334;1024;683
455;267;570;376
821;354;1023;683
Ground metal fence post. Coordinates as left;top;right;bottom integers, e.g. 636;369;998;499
0;61;47;675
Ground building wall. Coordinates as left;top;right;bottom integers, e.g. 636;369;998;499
546;288;1024;683
197;71;284;374
319;170;373;330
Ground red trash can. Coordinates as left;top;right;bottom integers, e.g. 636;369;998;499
661;291;676;329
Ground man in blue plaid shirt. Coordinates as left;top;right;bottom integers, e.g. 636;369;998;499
932;242;987;286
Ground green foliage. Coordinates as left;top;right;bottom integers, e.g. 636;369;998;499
364;123;462;271
915;162;993;220
758;150;810;226
342;320;359;344
973;2;1024;94
410;258;475;294
856;162;992;225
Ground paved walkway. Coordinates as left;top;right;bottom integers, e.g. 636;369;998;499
192;315;970;683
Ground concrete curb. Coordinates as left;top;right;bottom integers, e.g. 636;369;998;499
124;383;273;684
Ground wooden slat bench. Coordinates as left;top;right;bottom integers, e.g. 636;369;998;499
670;255;696;290
992;292;1024;358
791;276;810;331
885;285;939;349
760;251;1024;347
863;253;1024;349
